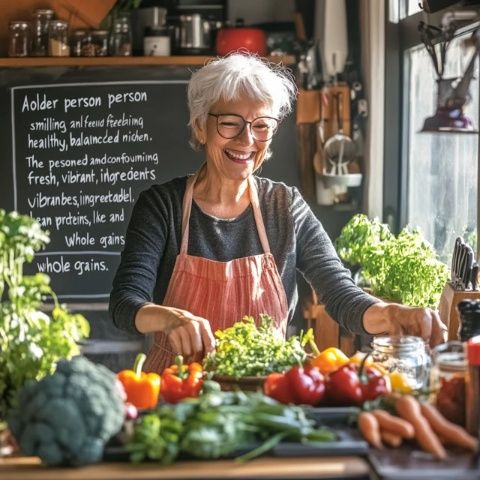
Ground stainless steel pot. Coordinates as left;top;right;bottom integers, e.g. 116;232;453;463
178;13;212;52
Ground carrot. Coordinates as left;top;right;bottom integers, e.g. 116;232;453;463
420;402;478;452
395;395;447;460
371;409;415;439
358;411;383;449
380;429;403;448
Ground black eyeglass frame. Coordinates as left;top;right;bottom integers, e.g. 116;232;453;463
207;113;280;142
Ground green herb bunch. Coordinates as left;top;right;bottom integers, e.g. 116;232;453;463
203;314;307;378
335;214;448;308
0;210;90;419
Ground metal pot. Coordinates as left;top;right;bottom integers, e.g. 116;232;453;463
177;13;212;53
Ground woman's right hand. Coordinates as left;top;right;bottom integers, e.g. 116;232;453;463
135;304;216;361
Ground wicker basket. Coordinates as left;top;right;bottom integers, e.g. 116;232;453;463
212;374;266;392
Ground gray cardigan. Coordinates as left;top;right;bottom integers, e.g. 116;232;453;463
109;175;378;335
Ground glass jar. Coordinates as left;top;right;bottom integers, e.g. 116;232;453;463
430;341;466;426
48;20;70;57
70;29;87;57
8;21;30;57
31;9;54;56
109;14;132;56
92;30;109;57
143;26;171;56
371;335;431;390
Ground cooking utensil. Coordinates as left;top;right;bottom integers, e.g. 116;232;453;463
462;244;474;289
323;91;356;175
313;89;328;174
451;236;462;283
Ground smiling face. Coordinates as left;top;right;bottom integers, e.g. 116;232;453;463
195;96;274;182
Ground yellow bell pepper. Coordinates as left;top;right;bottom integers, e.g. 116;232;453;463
389;371;413;393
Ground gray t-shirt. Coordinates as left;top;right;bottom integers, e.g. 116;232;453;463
109;175;378;335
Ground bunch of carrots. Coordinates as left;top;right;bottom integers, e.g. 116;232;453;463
358;395;478;460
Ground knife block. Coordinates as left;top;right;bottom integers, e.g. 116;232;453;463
438;282;480;340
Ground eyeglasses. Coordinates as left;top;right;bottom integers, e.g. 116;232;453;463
208;113;279;142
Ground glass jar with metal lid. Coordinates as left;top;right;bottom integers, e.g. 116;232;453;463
371;335;431;390
8;21;30;57
31;8;54;56
48;20;70;56
92;30;109;57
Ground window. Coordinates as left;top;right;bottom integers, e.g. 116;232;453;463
406;36;478;259
385;1;479;261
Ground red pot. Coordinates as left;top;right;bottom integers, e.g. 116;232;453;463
215;27;267;56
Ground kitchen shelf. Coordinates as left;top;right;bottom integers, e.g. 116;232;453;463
0;55;295;68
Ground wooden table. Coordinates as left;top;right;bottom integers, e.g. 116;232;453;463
0;456;372;479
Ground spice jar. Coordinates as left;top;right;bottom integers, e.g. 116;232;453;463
430;341;466;426
92;30;109;56
109;14;132;56
371;335;431;390
8;21;30;57
48;20;70;56
466;335;480;437
457;300;480;342
70;29;87;57
31;9;54;56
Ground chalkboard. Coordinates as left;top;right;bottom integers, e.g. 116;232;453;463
0;66;297;304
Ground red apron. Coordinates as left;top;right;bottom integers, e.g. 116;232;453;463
144;169;288;373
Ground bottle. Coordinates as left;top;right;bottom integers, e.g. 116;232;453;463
48;20;70;57
457;300;480;342
371;335;431;390
8;21;30;57
31;9;54;56
465;335;480;437
109;14;132;56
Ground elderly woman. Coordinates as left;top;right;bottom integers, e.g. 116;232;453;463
109;54;446;373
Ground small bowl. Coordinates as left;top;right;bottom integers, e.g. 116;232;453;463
212;374;266;392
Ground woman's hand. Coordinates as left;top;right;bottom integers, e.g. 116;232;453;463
363;302;447;348
135;304;216;361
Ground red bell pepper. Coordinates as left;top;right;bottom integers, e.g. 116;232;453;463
161;355;203;404
116;353;161;410
326;357;389;406
264;365;325;406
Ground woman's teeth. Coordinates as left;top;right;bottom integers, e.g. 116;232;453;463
225;149;254;161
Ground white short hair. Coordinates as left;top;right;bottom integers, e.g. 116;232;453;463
187;53;297;151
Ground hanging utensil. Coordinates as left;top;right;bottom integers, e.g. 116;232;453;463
323;91;355;175
313;88;328;174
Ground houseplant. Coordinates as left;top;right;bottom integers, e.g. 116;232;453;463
335;214;448;308
0;209;90;419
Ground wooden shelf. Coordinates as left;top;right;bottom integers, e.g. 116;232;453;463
0;55;295;68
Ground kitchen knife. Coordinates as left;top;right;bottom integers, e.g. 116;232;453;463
456;243;467;290
471;262;478;290
462;244;474;290
451;237;462;283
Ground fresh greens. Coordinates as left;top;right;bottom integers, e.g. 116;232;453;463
0;209;90;419
126;381;335;464
203;315;307;378
335;214;448;308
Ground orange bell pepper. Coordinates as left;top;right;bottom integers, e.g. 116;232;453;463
161;355;203;404
116;353;161;410
310;347;349;375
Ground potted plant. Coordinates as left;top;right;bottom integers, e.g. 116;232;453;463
0;210;90;420
335;214;448;308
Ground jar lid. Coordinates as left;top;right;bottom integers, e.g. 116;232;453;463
10;21;30;28
435;351;467;372
33;9;54;16
50;20;68;28
467;335;480;365
92;29;109;35
372;335;426;352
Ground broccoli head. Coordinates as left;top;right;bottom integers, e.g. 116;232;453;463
7;356;125;466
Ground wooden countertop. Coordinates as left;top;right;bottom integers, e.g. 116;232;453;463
0;456;371;479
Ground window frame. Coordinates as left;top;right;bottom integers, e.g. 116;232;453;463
383;2;480;244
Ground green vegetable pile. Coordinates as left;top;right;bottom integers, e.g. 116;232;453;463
0;209;90;419
335;214;448;308
7;356;125;466
203;315;307;377
127;381;334;464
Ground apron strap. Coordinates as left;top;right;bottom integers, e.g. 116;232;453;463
180;168;272;254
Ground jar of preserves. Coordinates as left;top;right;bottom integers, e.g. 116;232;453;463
31;9;54;56
371;335;431;391
430;341;466;426
48;20;70;56
92;30;109;56
8;21;30;57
